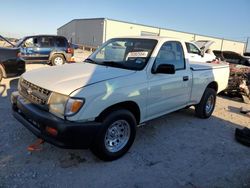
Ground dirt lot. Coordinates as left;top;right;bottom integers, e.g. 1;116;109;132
1;64;250;188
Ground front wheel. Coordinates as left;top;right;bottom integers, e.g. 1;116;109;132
195;88;216;118
91;109;136;161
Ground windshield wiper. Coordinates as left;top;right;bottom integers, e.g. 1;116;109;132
85;59;117;66
84;58;97;64
101;61;128;69
85;59;127;69
101;61;116;65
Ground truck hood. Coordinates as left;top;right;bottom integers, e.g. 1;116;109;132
22;62;135;95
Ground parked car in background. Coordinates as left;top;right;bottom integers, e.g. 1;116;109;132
0;36;25;82
186;40;216;63
213;50;250;66
11;36;229;160
15;35;74;66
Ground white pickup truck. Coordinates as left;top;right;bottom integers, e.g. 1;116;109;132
11;36;229;161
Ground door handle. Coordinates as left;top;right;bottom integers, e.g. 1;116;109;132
183;76;189;81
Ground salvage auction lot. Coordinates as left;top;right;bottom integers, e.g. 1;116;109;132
1;64;250;187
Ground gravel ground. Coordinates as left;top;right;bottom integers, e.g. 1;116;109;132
1;64;250;188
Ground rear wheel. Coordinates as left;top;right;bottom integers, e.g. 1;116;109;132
195;88;216;118
51;54;65;66
91;109;136;161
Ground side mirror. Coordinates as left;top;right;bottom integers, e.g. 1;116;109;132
153;64;175;74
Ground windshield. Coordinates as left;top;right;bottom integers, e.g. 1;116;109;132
86;38;157;70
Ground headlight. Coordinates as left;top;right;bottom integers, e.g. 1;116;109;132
48;92;84;117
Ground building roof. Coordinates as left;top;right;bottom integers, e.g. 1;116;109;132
57;17;245;44
111;35;181;40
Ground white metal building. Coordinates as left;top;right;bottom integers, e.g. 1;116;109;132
57;18;246;54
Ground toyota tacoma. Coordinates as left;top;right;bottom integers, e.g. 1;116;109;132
11;37;229;161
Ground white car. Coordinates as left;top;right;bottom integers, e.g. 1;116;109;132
186;40;217;63
11;36;229;160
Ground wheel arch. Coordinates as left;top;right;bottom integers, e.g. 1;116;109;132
49;52;66;62
206;81;218;93
96;101;141;125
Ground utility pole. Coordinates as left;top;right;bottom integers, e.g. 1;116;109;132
220;38;224;51
245;37;249;53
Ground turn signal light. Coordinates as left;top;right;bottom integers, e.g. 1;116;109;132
71;100;83;113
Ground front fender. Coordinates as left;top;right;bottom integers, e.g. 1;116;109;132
67;73;147;123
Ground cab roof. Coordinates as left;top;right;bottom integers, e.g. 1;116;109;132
112;36;185;42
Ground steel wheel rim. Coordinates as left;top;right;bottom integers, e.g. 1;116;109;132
105;120;131;153
205;95;215;114
54;57;63;65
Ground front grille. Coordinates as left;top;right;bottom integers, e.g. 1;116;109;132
19;79;51;105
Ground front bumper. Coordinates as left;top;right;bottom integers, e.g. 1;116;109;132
11;92;102;149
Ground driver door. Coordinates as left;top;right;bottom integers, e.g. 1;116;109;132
20;37;40;62
147;41;192;118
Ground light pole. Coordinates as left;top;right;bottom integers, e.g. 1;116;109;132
245;37;249;53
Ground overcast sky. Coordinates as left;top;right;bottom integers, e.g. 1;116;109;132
1;0;249;48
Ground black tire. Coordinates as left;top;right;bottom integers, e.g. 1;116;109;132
235;128;250;147
51;54;65;66
91;109;137;161
195;88;216;118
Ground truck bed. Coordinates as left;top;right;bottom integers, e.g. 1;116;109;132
190;62;229;71
189;62;230;105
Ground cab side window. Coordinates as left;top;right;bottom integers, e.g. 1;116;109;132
155;41;185;70
39;37;54;48
186;43;201;55
55;37;67;47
